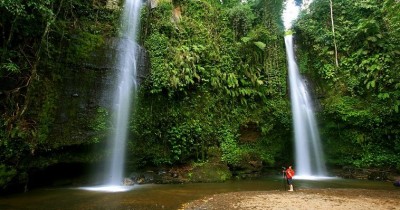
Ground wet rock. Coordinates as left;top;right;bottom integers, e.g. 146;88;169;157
123;178;135;186
368;170;388;181
171;172;179;178
128;171;155;184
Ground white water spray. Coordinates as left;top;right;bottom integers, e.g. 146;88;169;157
285;35;327;178
283;0;328;178
106;0;142;186
80;0;142;192
106;0;142;187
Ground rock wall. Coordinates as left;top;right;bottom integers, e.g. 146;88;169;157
49;39;149;147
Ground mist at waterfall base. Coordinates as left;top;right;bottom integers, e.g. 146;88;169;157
283;0;331;180
80;0;142;192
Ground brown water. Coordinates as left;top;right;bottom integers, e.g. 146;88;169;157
0;176;396;210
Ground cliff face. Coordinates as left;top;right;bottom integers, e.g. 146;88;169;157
48;39;149;149
0;0;152;191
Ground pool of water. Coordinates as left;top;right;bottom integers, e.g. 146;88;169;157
0;176;396;210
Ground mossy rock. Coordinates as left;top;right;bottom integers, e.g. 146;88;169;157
188;162;232;183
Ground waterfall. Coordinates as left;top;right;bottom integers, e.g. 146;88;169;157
79;0;142;192
284;35;327;178
105;0;142;185
282;0;329;179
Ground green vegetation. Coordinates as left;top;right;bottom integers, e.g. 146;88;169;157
130;0;289;170
188;161;232;182
0;0;120;190
0;0;399;192
294;0;400;170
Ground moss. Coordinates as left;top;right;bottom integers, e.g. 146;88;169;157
188;161;232;182
0;165;16;189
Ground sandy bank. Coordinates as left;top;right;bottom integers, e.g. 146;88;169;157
180;188;400;210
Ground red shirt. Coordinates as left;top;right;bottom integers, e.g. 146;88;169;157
285;168;295;179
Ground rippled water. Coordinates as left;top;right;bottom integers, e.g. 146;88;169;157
0;177;396;210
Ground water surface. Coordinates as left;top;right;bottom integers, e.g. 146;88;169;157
0;177;396;210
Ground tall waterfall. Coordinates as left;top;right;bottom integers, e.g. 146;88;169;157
284;35;327;177
79;0;142;192
106;0;142;185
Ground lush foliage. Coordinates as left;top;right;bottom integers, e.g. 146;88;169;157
0;0;119;189
2;0;399;192
131;0;290;169
294;0;400;170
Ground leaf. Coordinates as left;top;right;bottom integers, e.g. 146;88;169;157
241;37;251;43
371;80;375;88
254;41;266;50
377;93;389;100
367;36;377;42
1;61;20;73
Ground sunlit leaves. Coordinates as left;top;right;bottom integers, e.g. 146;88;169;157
377;93;389;100
226;72;238;88
254;41;266;50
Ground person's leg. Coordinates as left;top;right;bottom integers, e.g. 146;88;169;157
288;179;293;191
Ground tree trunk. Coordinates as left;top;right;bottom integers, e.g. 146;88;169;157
329;0;339;67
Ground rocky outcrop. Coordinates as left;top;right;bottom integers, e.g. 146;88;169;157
239;122;261;143
123;162;232;185
332;167;397;181
84;37;149;84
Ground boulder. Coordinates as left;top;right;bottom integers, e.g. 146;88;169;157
123;178;135;186
394;180;400;187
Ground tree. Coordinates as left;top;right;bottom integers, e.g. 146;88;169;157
329;0;338;67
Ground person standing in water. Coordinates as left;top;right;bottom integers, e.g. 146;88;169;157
285;165;295;191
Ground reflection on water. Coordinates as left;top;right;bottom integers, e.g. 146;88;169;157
0;177;397;210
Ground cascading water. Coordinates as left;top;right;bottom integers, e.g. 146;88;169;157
284;35;327;177
106;0;142;186
81;0;142;192
283;0;328;178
